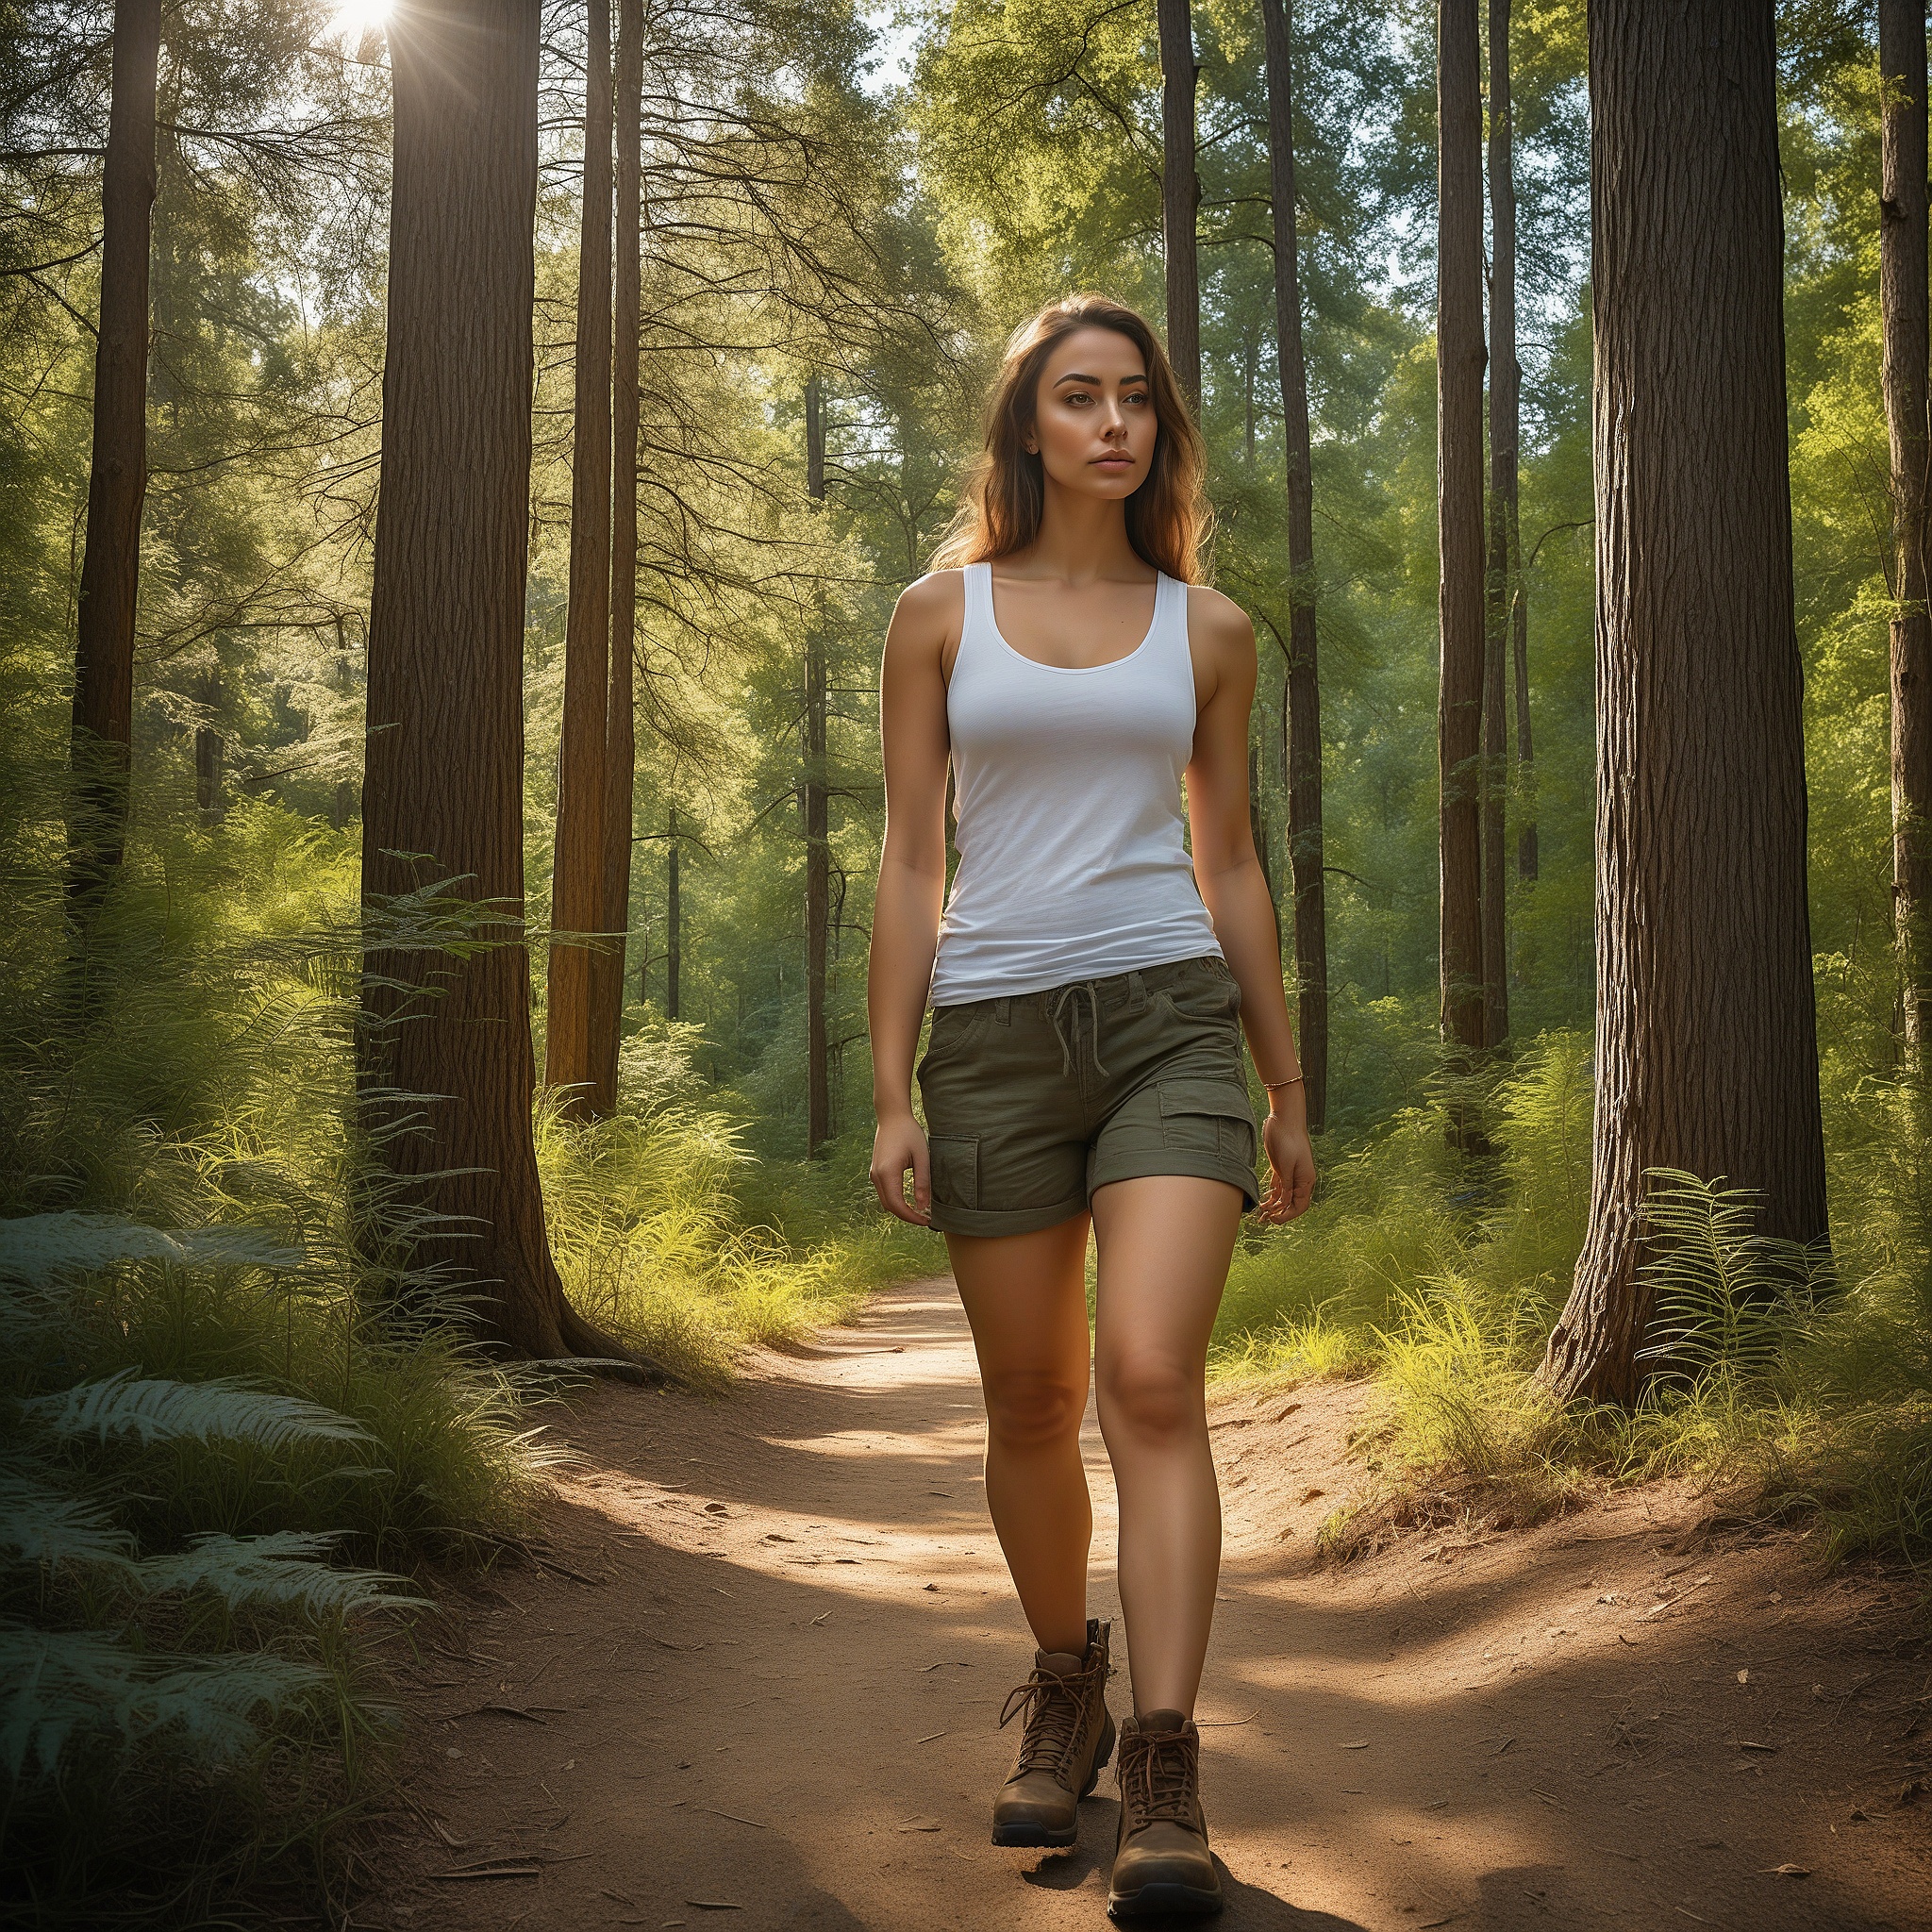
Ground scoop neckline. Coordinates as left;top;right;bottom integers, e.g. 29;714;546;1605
980;564;1167;675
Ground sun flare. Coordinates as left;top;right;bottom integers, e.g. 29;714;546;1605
330;0;391;50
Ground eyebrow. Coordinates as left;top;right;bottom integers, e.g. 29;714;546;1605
1051;371;1149;387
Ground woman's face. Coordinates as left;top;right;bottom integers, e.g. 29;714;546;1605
1024;326;1158;502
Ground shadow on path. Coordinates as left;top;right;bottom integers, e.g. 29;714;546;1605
362;1281;1930;1932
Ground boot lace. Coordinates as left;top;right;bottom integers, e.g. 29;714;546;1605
998;1657;1100;1779
1119;1725;1198;1829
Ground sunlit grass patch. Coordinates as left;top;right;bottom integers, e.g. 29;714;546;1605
537;1028;946;1388
1205;1034;1932;1572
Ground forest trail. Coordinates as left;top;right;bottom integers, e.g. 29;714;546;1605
366;1281;1931;1932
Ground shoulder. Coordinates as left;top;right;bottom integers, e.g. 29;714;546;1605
889;569;966;644
894;568;969;627
884;569;967;679
1179;581;1256;658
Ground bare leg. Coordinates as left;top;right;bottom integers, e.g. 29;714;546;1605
946;1215;1094;1657
1091;1174;1243;1717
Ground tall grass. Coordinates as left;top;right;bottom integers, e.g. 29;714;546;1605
537;1025;942;1390
1213;1031;1932;1567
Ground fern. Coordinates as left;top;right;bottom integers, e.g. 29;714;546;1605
0;1212;305;1287
133;1532;425;1617
0;1625;328;1778
1635;1169;1828;1379
0;1471;135;1569
19;1369;375;1450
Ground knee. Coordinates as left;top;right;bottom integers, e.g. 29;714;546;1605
1097;1354;1202;1449
983;1369;1086;1451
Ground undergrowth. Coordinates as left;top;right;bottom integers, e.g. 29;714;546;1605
0;796;935;1925
1211;1030;1932;1570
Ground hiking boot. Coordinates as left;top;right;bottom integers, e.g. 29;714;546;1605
990;1617;1116;1847
1108;1708;1223;1919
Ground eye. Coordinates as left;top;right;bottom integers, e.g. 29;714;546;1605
1062;389;1092;406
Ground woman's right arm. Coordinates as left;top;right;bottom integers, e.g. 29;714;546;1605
868;573;958;1224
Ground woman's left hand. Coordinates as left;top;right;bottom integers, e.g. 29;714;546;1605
1255;1106;1316;1224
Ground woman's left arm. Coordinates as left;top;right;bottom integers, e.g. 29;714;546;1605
1184;587;1316;1224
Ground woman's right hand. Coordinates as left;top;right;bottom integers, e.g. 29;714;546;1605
871;1111;932;1225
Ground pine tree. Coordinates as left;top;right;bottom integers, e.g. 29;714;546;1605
68;0;161;921
1540;0;1827;1403
590;0;644;1115
1158;0;1201;408
546;0;615;1118
1480;0;1515;1048
804;375;832;1156
1260;0;1327;1129
1881;0;1932;1052
359;0;626;1363
1437;0;1487;1066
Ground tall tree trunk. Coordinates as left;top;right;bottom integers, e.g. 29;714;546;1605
193;724;222;821
1882;0;1932;1053
1260;0;1328;1130
1157;0;1201;409
68;0;161;913
1513;575;1537;880
804;375;831;1157
589;0;642;1116
1481;0;1516;1045
360;0;625;1364
544;0;614;1117
666;806;681;1021
1539;0;1826;1405
1437;0;1487;1068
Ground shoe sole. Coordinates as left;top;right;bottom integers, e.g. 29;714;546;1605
1107;1879;1224;1920
989;1710;1117;1848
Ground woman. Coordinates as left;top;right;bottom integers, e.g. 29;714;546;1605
867;293;1316;1921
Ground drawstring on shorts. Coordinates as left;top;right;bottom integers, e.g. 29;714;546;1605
1048;979;1109;1080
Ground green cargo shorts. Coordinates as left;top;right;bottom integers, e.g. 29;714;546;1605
915;953;1261;1238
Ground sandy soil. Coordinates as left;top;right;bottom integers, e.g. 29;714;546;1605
359;1278;1932;1932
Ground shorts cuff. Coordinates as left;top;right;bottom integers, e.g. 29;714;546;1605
1088;1155;1261;1211
929;1191;1090;1238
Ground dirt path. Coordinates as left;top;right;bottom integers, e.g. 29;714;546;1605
364;1279;1931;1932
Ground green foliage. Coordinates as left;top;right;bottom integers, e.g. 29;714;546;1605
1219;1043;1932;1567
535;1024;941;1389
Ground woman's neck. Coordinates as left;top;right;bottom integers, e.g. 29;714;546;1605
1007;478;1151;585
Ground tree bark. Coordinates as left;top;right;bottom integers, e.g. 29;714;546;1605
666;807;681;1021
1260;0;1327;1130
544;0;615;1117
1539;0;1827;1405
360;0;625;1365
1882;0;1932;1053
589;0;642;1116
193;728;222;819
1481;0;1515;1045
1437;0;1487;1066
1513;575;1537;881
1157;0;1201;410
68;0;161;910
804;375;831;1156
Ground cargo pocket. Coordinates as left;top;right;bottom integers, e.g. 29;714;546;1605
928;1135;980;1212
1157;1078;1257;1166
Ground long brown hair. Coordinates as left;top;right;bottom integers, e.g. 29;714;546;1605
930;294;1210;582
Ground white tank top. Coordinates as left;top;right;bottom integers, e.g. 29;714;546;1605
926;560;1224;1005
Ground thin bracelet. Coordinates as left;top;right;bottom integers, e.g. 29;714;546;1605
1261;1074;1305;1091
